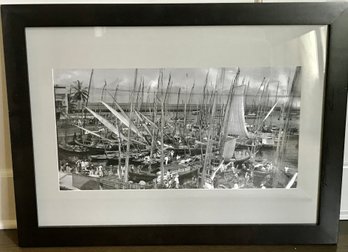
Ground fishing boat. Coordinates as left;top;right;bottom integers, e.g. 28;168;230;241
245;112;257;119
164;159;201;182
128;171;157;183
258;131;278;149
171;146;208;156
130;158;162;171
233;153;251;164
261;136;277;149
90;152;119;161
178;165;200;181
74;139;118;154
58;143;89;156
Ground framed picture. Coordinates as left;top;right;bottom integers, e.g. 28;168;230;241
2;3;348;246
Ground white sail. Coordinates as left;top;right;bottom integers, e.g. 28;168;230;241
134;110;152;136
137;110;158;130
73;125;116;143
85;107;146;146
227;85;249;138
101;101;145;140
222;137;237;161
85;107;126;139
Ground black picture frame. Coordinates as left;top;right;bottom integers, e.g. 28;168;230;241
2;3;348;246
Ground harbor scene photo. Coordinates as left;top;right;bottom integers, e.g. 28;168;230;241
55;67;300;190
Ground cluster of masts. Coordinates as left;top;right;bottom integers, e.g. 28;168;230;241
58;67;300;189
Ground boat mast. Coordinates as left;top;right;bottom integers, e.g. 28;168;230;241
173;87;181;136
159;70;165;185
245;80;250;114
270;81;280;127
83;69;94;127
253;77;266;129
124;69;138;183
273;66;301;187
184;82;195;154
201;90;217;187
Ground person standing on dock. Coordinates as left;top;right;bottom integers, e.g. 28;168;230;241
174;174;180;189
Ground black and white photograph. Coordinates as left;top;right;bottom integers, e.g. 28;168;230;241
55;67;301;190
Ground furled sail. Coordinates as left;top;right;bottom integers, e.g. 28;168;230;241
101;101;145;141
227;85;249;138
85;107;146;146
85;107;126;140
74;125;116;143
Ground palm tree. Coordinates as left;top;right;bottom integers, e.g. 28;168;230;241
71;80;89;112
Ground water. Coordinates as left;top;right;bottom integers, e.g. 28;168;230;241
255;135;299;169
246;112;299;170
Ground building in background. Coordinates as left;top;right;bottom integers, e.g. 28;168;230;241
54;85;69;118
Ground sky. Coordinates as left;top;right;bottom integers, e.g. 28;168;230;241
53;67;300;107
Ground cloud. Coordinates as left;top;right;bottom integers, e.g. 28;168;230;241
54;66;300;105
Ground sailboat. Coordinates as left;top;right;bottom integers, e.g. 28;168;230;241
223;85;254;161
258;102;279;149
227;85;250;138
226;84;280;150
202;84;253;189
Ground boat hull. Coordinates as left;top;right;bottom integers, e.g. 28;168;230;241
128;171;157;183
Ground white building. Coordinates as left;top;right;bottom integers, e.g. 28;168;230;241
54;85;69;115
